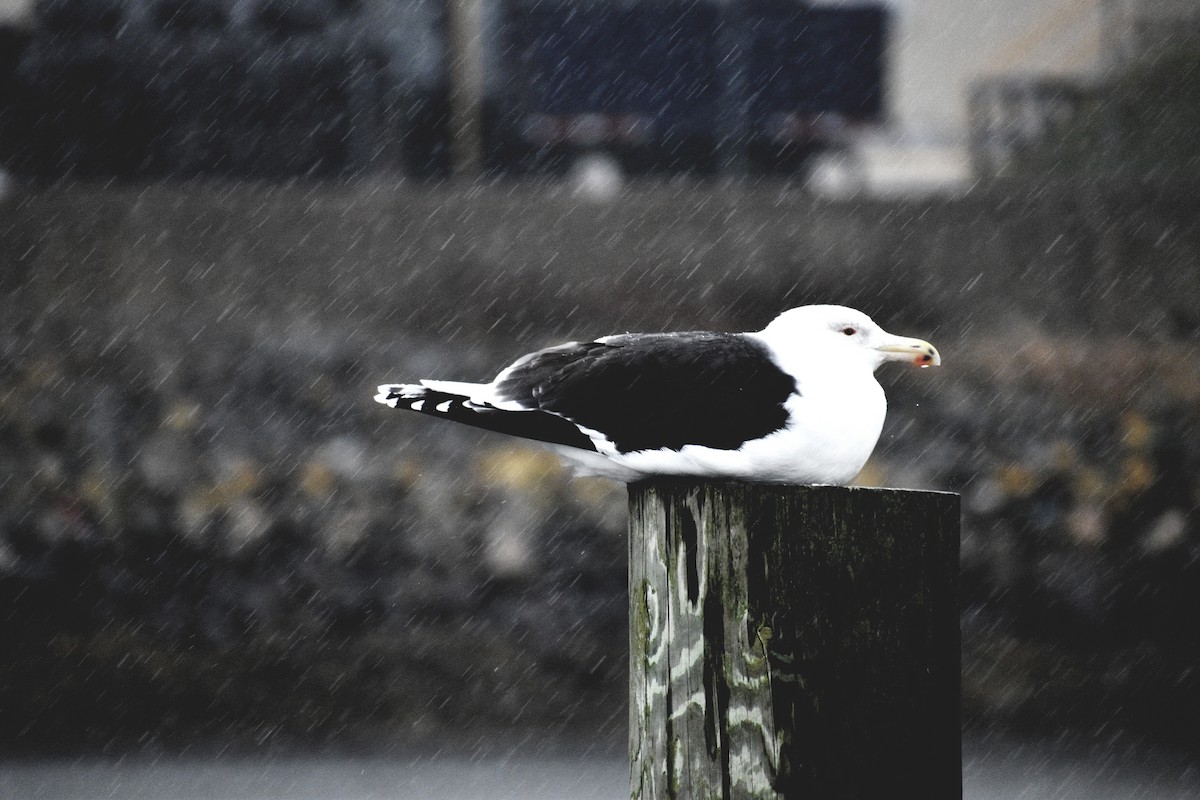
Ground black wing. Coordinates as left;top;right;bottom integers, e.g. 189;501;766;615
495;332;796;453
391;386;600;452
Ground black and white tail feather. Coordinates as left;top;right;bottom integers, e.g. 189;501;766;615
374;374;603;455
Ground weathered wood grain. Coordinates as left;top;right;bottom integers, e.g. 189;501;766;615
629;481;961;800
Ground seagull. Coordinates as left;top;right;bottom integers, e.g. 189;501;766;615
374;305;940;485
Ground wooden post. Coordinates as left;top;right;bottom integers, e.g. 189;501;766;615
628;481;961;800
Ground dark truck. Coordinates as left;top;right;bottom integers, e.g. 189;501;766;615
504;0;887;174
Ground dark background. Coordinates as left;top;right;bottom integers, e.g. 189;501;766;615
2;0;1200;771
1;180;1198;757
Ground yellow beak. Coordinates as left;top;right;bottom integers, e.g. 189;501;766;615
877;337;942;368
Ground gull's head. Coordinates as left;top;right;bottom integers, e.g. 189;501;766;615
757;304;942;371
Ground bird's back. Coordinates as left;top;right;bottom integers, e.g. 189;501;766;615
494;332;796;454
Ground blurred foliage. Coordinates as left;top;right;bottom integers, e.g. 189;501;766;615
1016;44;1200;178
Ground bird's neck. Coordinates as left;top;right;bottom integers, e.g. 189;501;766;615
759;341;880;389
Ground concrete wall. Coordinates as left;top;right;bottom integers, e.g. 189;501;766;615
5;180;1199;350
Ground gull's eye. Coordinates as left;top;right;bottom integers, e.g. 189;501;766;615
841;327;857;336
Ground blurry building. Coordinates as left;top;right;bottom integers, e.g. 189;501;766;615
967;77;1092;178
0;0;889;180
0;0;450;179
1102;0;1200;68
968;0;1200;177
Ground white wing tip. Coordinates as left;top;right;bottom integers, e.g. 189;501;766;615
375;383;419;408
376;380;500;413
